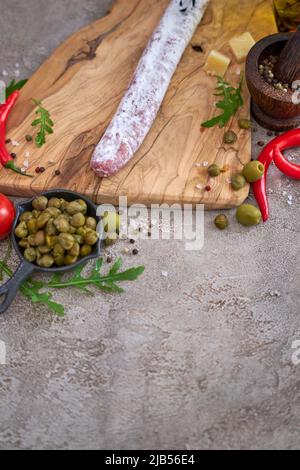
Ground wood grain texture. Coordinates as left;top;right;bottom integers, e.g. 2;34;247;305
2;0;277;208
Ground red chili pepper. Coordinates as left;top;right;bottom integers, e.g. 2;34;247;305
253;129;300;222
0;91;32;177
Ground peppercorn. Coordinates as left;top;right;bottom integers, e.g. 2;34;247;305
129;239;135;244
39;167;45;173
10;152;16;159
205;185;212;192
267;131;273;137
25;134;33;142
5;138;11;144
54;170;61;176
257;141;265;147
106;256;113;264
192;44;203;53
35;167;40;174
132;249;139;255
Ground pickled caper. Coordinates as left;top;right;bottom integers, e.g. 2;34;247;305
45;219;58;236
71;213;85;228
54;255;65;267
238;118;252;130
37;212;51;229
58;233;74;250
48;197;61;209
37;254;54;268
73;234;83;245
27;218;38;234
45;234;56;248
32;210;41;219
32;196;48;211
24;248;37;263
28;230;45;247
65;200;86;216
68;242;80;258
214;214;229;230
38;245;52;255
54;215;70;233
84;230;98;246
53;243;65;258
231;174;247;191
223;130;237;145
45;207;61;218
85;217;97;230
15;222;28;239
208;164;221;177
20;211;33;223
60;199;69;211
80;244;92;257
18;239;30;249
64;255;78;266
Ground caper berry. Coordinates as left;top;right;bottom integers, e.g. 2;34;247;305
231;174;247;191
84;230;98;246
68;242;80;258
223;130;237;145
20;211;33;223
28;230;45;247
54;215;70;233
214;214;229;230
65;200;86;216
32;196;48;211
71;213;86;228
85;217;97;230
37;254;54;268
27;218;38;234
236;204;262;227
15;222;28;239
238;118;252;130
48;197;61;209
37;212;51;229
80;244;92;257
208;164;221;177
64;255;78;266
58;233;74;250
38;245;52;255
242;161;265;183
53;243;65;258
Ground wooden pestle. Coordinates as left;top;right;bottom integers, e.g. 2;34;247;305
275;26;300;84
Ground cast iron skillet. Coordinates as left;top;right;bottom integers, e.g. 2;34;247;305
0;189;102;314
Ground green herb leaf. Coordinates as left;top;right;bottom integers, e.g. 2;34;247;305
202;75;244;129
6;79;28;99
31;98;54;148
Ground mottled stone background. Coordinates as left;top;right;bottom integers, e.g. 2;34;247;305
0;0;299;450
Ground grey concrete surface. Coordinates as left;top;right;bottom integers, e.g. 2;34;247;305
0;0;300;451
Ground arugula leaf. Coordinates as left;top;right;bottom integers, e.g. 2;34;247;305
6;79;28;99
202;75;244;129
0;261;64;316
31;98;54;148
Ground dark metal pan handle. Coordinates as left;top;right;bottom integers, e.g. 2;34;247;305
0;262;35;314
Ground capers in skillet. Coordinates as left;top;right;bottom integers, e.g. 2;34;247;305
45;207;61;218
53;243;65;258
37;254;55;268
38;245;52;255
27;218;38;234
48;197;61;209
37;212;51;229
85;217;97;230
65;200;86;216
80;244;92;257
68;242;80;258
28;230;45;247
32;196;48;211
54;215;70;233
58;233;74;250
71;213;85;228
32;210;41;219
15;221;28;239
20;211;33;223
84;230;98;246
19;239;30;249
60;199;69;211
24;248;37;263
64;255;78;266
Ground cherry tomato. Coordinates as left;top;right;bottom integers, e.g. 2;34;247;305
0;194;15;240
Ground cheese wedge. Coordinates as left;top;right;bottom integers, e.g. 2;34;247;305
204;50;231;77
229;32;256;63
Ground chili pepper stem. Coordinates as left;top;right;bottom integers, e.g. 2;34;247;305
4;160;33;177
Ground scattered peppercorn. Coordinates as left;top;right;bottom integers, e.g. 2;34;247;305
238;118;252;130
106;256;113;264
129;239;135;244
39;167;45;173
267;131;273;137
208;164;221;177
132;249;139;255
5;138;11;144
258;55;289;92
205;185;212;192
223;130;237;145
10;152;16;159
192;44;203;53
54;170;61;176
25;134;33;142
35;167;41;173
214;214;229;230
257;141;265;147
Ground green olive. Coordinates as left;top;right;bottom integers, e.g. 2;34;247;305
32;196;48;211
223;130;237;145
238;118;252;130
45;207;61;218
68;242;80;258
37;254;54;268
64;255;78;266
231;174;247;191
236;204;262;227
37;212;51;229
38;245;52;255
20;211;33;223
214;214;229;230
28;230;45;247
54;215;70;233
71;213;86;228
208;164;221;177
53;243;65;258
242;161;265;183
58;233;74;250
15;222;28;239
80;244;92;257
27;218;38;234
48;197;61;209
85;217;97;230
24;248;37;263
84;230;98;246
65;201;86;216
103;211;120;233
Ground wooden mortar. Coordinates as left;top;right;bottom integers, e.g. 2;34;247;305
246;28;300;131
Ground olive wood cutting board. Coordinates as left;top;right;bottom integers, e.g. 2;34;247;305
2;0;276;207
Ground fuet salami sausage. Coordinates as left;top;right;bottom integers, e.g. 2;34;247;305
91;0;209;177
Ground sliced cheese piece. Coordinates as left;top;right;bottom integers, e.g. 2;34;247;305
229;32;256;63
204;50;231;77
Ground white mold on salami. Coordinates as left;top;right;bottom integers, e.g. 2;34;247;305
91;0;209;177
